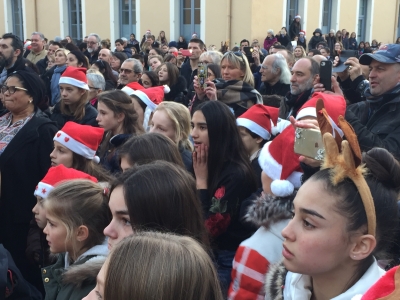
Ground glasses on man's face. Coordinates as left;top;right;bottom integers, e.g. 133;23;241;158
88;41;97;45
119;68;133;74
1;85;28;94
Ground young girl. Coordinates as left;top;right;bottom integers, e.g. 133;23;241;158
158;62;188;105
148;55;163;71
119;133;185;172
265;136;400;298
103;161;209;250
191;101;257;293
50;121;112;182
84;232;223;300
96;90;144;174
150;102;194;172
42;179;111;300
50;67;98;129
140;70;159;88
157;30;168;45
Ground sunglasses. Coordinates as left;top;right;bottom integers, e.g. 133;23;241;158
1;85;28;94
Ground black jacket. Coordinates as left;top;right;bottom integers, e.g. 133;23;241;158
40;65;59;104
50;102;98;129
326;35;336;54
279;88;313;119
308;29;324;50
346;90;400;159
84;48;100;65
276;34;290;47
258;81;290;98
36;57;48;75
165;75;188;106
289;21;301;40
177;41;188;49
180;61;197;90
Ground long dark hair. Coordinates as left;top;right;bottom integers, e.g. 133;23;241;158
159;62;179;86
93;60;117;86
207;64;221;79
141;70;159;87
110;161;210;247
193;101;257;194
69;50;89;69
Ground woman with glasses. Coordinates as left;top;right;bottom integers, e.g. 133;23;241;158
50;66;98;129
91;60;117;90
192;51;262;117
0;70;57;289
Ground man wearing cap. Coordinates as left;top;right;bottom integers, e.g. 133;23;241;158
345;44;400;159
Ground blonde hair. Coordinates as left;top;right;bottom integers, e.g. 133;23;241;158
149;55;164;64
221;52;254;87
154;102;193;151
44;180;110;257
104;231;223;300
55;48;70;57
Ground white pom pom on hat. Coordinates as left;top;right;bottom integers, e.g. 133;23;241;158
93;156;100;164
271;180;295;197
163;85;170;94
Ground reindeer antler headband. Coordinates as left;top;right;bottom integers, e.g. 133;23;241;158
316;99;376;236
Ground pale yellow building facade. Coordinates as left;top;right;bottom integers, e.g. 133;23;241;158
0;0;399;48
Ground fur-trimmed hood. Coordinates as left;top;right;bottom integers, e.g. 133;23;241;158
265;261;287;300
245;193;294;228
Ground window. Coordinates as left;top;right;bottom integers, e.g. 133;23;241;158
358;0;368;41
68;0;82;43
120;0;136;38
180;0;200;42
321;0;332;35
286;0;299;28
11;0;24;40
397;3;400;40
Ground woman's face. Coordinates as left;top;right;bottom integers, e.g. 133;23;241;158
191;110;209;149
281;179;355;275
148;49;158;58
131;97;144;126
2;77;33;114
140;74;153;88
48;59;55;69
130;34;135;39
149;110;178;143
66;53;82;68
160;31;165;37
55;51;67;66
59;83;85;106
83;258;108;300
110;56;121;71
360;43;365;48
207;68;216;81
66;36;72;43
294;48;303;58
96;101;122;133
351;33;356;38
365;42;370;48
220;59;244;81
103;186;133;250
335;43;341;51
179;36;183;42
158;65;169;83
50;141;74;167
267;32;272;38
149;57;162;71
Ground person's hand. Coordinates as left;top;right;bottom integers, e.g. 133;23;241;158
344;57;363;81
333;56;350;81
193;144;208;189
289;116;319;130
204;80;217;100
313;75;344;96
193;76;206;100
299;155;322;168
252;48;261;66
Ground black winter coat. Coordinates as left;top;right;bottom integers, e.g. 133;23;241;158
346;92;400;159
50;102;98;129
165;76;188;106
0;111;57;284
36;57;48;75
289;21;301;40
276;34;290;47
326;36;336;54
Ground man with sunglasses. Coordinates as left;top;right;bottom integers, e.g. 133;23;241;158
84;33;101;65
117;58;143;90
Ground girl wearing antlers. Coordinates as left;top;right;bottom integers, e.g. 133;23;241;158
265;99;400;299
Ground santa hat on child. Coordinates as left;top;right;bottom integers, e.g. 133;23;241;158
294;15;301;20
299;30;306;36
59;67;89;90
131;85;170;129
53;122;104;163
236;104;279;140
121;82;145;95
34;165;98;199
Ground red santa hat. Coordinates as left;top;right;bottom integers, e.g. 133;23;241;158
121;81;145;96
34;165;98;199
294;15;301;20
300;30;306;35
236;104;279;140
258;126;303;197
360;265;400;299
131;85;170;129
59;67;89;90
53;122;104;163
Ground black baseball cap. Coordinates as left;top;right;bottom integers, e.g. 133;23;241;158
359;44;400;65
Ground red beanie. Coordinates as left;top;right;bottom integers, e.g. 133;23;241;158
59;67;89;90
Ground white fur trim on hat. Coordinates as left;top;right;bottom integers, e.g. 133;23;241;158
271;118;291;136
133;90;157;111
121;86;135;96
59;77;89;90
237;118;271;140
258;142;282;181
296;107;316;120
34;182;54;199
53;131;96;160
271;180;294;197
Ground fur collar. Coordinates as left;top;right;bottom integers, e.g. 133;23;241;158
265;261;287;300
62;256;106;288
245;193;294;228
165;76;187;101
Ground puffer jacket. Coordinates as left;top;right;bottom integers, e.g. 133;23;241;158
307;28;324;50
42;243;107;300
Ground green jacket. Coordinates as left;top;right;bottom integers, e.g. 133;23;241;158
41;244;107;300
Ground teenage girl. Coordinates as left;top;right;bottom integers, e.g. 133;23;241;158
41;179;111;300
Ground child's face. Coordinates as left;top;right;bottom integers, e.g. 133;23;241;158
50;141;74;168
238;126;263;157
43;212;69;254
32;196;47;229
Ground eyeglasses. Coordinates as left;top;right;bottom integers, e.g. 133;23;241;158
1;85;28;94
119;68;133;74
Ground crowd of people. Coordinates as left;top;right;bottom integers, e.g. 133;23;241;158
0;16;400;299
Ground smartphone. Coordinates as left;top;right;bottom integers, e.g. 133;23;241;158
294;128;325;161
319;60;332;91
181;49;192;57
243;47;254;63
197;63;208;89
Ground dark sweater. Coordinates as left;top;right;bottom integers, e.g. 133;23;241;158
50;102;98;129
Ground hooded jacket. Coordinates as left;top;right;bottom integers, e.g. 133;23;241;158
265;259;385;300
228;194;294;300
42;242;107;300
307;28;324;50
